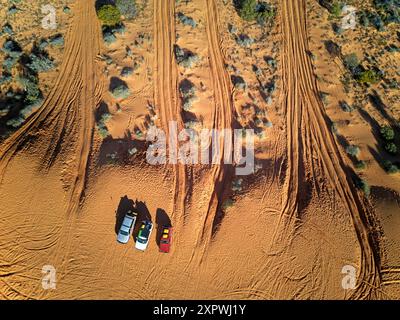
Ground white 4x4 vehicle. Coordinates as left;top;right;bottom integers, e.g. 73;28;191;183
117;210;137;244
135;221;153;251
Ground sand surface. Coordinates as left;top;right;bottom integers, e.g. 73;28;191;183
0;0;399;299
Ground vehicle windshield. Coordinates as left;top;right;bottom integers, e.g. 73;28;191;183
120;230;129;236
137;237;147;244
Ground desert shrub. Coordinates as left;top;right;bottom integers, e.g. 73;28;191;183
49;34;64;47
8;5;18;15
330;1;342;18
1;23;13;35
222;198;234;210
109;77;130;99
383;160;399;174
373;0;400;25
252;64;262;77
174;45;199;68
112;23;126;35
235;33;254;47
179;79;196;98
339;100;354;112
355;177;370;197
177;12;197;28
386;44;400;52
96;113;112;138
319;91;329;105
6;116;25;128
231;75;247;91
355;160;367;170
228;23;238;34
27;52;55;73
385;142;398;155
103;29;117;44
182;96;198;111
231;178;243;192
121;66;133;77
2;56;18;71
179;79;197;111
380;125;395;141
2;39;22;58
343;53;359;71
331;122;338;134
97;5;121;26
19;104;38;118
16;74;42;105
358;11;370;27
0;73;12;85
111;84;130;99
264;56;277;69
324;40;341;58
235;0;275;24
264;119;273;128
115;0;137;20
357;69;381;84
346;145;360;157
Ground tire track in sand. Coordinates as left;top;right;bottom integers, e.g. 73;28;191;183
153;0;187;226
267;0;381;299
0;0;104;214
197;0;235;247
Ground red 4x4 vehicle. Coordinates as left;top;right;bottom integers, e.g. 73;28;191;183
159;226;172;253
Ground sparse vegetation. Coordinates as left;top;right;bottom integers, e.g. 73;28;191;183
384;142;398;155
346;145;360;157
357;69;381;84
97;5;121;27
235;0;275;24
343;53;359;71
177;12;197;28
231;75;247;91
174;45;199;68
115;0;137;20
179;79;197;111
96;113;112;138
380;125;395;141
234;33;254;47
355;177;370;197
383;160;399;174
109;77;131;99
339;100;354;112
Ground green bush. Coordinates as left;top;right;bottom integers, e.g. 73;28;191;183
346;145;360;157
380;125;395;141
343;53;359;71
330;1;342;18
383;160;399;174
16;74;42;106
27;52;55;73
385;142;398;155
355;178;370;197
236;0;275;23
97;5;121;26
357;70;381;84
355;160;367;170
96;113;112;138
